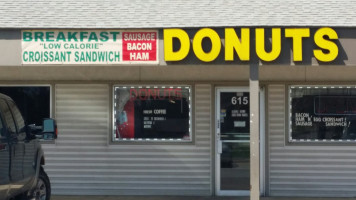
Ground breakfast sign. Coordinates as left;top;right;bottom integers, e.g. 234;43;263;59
22;30;158;64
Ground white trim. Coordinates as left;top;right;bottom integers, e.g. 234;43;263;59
215;88;221;195
259;87;265;196
215;87;250;196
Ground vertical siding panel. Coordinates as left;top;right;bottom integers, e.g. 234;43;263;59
194;84;212;195
268;85;356;197
42;84;212;196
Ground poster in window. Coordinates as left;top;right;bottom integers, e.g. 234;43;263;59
290;86;356;141
114;86;191;141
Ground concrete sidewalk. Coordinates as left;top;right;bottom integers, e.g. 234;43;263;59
52;196;356;200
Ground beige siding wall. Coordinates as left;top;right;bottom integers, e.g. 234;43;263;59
268;85;356;197
42;84;212;196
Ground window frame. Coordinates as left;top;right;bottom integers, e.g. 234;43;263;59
0;84;53;120
112;85;193;143
288;85;356;143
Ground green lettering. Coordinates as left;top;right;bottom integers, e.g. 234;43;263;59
100;32;109;42
86;52;91;62
49;52;54;62
115;51;120;61
92;51;97;62
28;51;34;61
34;52;40;62
98;51;105;61
23;32;32;42
46;32;54;42
88;32;98;42
108;52;113;62
55;52;60;61
23;51;28;61
68;32;78;42
34;32;44;42
44;51;48;62
57;32;66;42
80;52;85;61
80;32;88;42
67;52;72;61
110;32;120;41
61;52;66;61
74;51;79;62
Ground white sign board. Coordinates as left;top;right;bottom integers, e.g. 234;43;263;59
22;30;158;64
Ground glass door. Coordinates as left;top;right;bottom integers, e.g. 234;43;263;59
216;87;250;196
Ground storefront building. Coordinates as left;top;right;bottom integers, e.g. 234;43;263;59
1;1;356;199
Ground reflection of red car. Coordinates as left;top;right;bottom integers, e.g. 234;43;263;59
116;100;135;139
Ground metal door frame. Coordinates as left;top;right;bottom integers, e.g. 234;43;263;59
215;87;250;196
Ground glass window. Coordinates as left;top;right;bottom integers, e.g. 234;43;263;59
113;86;191;142
0;86;50;125
219;91;250;140
0;99;16;135
289;86;356;142
7;101;25;134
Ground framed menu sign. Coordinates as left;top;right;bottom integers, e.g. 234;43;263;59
290;86;356;142
113;86;191;141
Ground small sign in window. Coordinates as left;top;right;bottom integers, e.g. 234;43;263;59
290;86;356;142
113;86;191;142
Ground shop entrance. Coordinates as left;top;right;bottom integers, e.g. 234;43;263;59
215;87;250;196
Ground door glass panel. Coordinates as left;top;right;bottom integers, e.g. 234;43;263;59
220;142;250;190
218;90;250;194
220;92;250;140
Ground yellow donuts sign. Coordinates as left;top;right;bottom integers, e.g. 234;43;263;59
164;28;338;62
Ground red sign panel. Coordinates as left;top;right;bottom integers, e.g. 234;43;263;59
122;32;157;62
